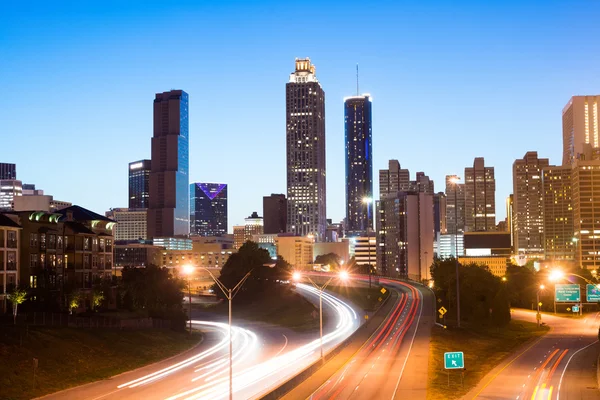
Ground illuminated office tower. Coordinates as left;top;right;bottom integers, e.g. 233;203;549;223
344;94;373;235
512;152;549;255
562;95;600;165
190;183;228;237
129;160;151;209
286;58;326;240
542;165;574;261
464;157;495;232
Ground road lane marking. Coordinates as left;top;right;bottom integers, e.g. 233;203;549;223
274;334;288;357
391;283;423;399
470;325;553;400
556;340;598;400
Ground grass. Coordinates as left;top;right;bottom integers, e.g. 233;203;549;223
0;326;202;400
200;289;322;332
326;284;390;312
427;320;549;400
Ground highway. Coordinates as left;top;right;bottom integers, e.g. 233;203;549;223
305;278;435;400
38;283;361;400
466;309;600;400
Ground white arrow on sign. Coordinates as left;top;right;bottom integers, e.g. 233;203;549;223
452;360;457;366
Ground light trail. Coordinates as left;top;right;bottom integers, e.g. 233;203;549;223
117;321;258;389
163;283;359;400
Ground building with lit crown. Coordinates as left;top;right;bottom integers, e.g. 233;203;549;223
129;160;151;209
562;95;600;165
286;58;327;240
190;182;228;236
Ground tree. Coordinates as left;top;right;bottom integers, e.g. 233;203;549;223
68;291;81;315
431;257;510;326
92;289;104;311
7;287;27;325
216;241;292;302
119;265;187;329
314;253;341;271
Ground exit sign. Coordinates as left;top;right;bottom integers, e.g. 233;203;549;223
444;352;464;370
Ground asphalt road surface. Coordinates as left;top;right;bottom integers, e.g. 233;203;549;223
307;278;435;400
465;309;600;400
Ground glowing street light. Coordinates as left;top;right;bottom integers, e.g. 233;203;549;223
501;276;507;282
182;264;195;334
549;269;565;282
201;267;252;400
293;270;350;362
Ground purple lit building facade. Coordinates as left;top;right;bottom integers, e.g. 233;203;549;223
190;183;228;236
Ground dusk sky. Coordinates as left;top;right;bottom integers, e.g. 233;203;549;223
2;1;600;231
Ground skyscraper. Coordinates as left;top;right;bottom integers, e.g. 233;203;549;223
129;160;151;209
344;94;373;235
147;90;189;238
263;194;287;234
0;163;16;180
512;152;549;256
376;191;434;279
379;160;410;197
464;157;496;232
562;95;600;165
542;165;574;261
190;183;228;236
445;175;465;235
286;58;326;240
572;157;600;269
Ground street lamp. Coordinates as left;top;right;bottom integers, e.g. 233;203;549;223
501;276;507;282
293;270;349;363
449;176;462;328
537;284;545;327
363;197;373;288
202;267;253;400
182;264;194;334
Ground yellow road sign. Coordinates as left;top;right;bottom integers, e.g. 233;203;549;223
438;306;447;316
380;288;387;294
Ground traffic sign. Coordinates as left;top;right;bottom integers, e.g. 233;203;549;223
587;284;600;302
438;306;447;316
380;288;387;295
572;306;579;313
555;284;581;302
444;352;464;369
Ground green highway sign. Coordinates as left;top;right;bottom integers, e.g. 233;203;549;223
587;284;600;302
444;352;464;370
572;305;579;313
555;284;580;302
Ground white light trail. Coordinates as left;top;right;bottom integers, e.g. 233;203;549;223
164;283;359;400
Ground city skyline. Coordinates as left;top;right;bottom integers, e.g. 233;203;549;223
2;2;600;231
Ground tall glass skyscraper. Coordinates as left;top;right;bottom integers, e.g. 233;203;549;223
128;159;151;209
286;58;327;240
344;95;373;235
148;90;189;238
190;183;228;236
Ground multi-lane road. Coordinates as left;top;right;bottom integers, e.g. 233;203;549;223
466;309;600;400
293;278;434;400
39;283;362;400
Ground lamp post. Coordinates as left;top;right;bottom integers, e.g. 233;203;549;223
197;266;253;400
450;176;462;328
363;197;373;288
182;265;194;334
537;284;545;327
293;270;349;363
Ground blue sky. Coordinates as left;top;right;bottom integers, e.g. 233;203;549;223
2;1;600;231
